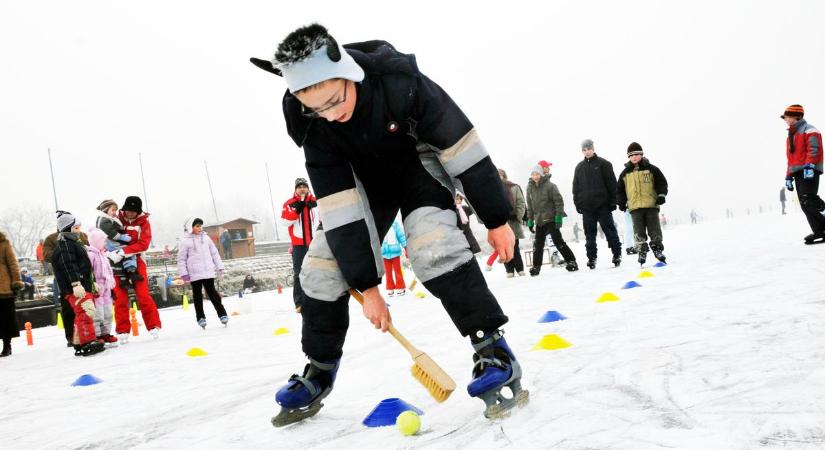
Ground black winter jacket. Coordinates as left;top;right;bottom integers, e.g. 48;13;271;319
51;232;94;296
572;154;618;212
282;41;510;291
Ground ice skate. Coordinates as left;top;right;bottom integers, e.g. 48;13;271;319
612;253;622;267
804;232;825;245
197;318;207;330
638;243;649;266
272;358;340;427
100;334;119;348
149;328;160;339
118;333;129;345
586;258;596;270
219;315;229;327
394;289;406;297
76;341;105;357
528;267;540;277
467;330;529;419
565;261;579;272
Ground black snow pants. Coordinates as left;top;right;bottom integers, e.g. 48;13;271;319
532;222;576;269
630;208;663;251
582;205;622;260
191;278;227;321
793;172;825;235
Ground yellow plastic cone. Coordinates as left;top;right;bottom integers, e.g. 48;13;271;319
182;294;190;311
56;312;64;329
638;271;655;278
231;311;240;316
596;292;620;303
415;291;426;298
187;347;208;357
273;327;289;336
531;334;572;351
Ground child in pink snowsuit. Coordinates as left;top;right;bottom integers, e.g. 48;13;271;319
86;228;117;345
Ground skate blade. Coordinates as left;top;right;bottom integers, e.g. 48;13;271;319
484;389;530;420
271;401;325;427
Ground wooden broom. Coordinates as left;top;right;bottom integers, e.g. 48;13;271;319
349;289;455;402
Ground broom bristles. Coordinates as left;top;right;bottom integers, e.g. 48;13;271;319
411;354;456;403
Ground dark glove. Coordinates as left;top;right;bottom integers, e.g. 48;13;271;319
289;200;306;214
554;215;563;229
656;195;666;205
619;204;627;212
803;163;816;179
306;200;317;209
527;220;535;234
785;176;794;191
610;204;617;211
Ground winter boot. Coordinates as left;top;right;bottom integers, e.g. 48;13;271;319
467;330;529;419
804;232;825;244
506;272;515;279
565;260;579;272
650;244;666;263
78;340;105;357
197;318;207;329
1;338;11;357
101;334;119;348
612;252;622;267
528;266;540;277
272;357;341;427
517;271;526;277
586;258;596;270
638;243;649;266
118;333;129;345
219;315;229;326
485;264;493;272
149;328;160;339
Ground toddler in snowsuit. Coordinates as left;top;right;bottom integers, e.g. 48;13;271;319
95;199;141;283
85;228;118;346
617;142;669;265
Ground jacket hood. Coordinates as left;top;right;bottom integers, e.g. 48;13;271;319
97;210;123;226
183;216;197;234
86;228;108;251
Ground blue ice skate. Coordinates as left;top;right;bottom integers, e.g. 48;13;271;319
219;315;229;327
272;357;340;427
467;330;529;419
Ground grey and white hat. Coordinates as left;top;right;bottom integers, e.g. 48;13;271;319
581;139;594;150
250;24;364;94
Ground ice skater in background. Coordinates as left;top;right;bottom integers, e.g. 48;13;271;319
95;199;142;284
381;220;407;297
177;217;228;329
617;142;669;265
85;228;118;347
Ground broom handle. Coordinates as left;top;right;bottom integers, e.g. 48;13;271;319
349;289;421;356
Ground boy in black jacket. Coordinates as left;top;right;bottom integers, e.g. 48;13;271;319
51;212;105;356
252;24;526;424
617;143;669;265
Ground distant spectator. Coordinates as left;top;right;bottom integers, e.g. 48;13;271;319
381;220;407;297
178;217;228;329
36;239;49;275
455;193;481;254
281;177;318;313
242;274;259;293
779;187;787;215
220;228;233;260
19;267;34;300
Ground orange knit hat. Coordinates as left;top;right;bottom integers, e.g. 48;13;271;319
781;104;804;119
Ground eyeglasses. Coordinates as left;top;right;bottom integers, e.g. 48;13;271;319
301;80;348;118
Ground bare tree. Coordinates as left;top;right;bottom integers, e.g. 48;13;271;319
0;207;52;259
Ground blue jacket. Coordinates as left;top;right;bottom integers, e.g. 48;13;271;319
381;222;407;260
21;273;34;284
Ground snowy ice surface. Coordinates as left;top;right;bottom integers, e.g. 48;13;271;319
2;212;824;449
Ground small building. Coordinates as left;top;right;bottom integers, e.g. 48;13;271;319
204;218;259;259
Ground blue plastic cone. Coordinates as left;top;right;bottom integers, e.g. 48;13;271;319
362;398;424;427
622;280;642;289
537;310;567;323
71;374;103;387
654;261;667;267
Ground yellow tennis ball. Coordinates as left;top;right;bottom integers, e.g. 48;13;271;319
396;410;420;436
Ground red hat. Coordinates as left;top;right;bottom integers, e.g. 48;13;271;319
537;160;552;168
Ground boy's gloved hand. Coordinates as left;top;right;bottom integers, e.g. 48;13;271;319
619;204;627;212
785;176;794;191
803;163;816;179
527;219;535;234
656;195;666;205
554;215;563;229
119;234;132;243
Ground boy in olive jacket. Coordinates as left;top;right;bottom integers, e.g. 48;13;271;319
617;142;669;265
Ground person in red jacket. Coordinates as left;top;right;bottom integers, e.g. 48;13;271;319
281;178;317;312
782;104;825;244
107;196;162;342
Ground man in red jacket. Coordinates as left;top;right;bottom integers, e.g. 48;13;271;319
281;178;317;312
108;196;162;342
782;104;825;244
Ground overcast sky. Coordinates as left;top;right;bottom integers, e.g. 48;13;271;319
2;0;824;247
